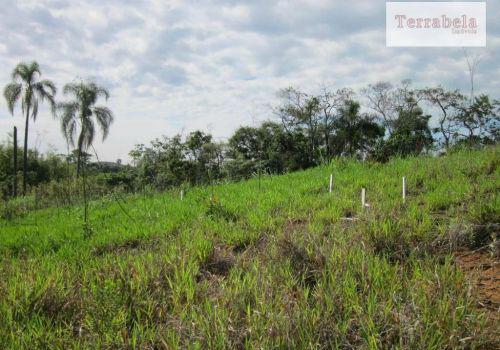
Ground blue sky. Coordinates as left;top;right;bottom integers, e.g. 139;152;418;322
0;0;498;161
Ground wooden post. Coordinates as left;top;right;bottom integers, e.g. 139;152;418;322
180;189;184;200
329;174;333;193
13;126;18;197
361;188;366;208
402;177;406;203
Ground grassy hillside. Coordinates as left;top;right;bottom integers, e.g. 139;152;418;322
0;147;498;349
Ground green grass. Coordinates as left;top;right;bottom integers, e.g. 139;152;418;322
0;147;498;349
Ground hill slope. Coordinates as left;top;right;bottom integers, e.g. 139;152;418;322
0;147;498;349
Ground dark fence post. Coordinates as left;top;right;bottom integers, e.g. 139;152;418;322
13;126;18;197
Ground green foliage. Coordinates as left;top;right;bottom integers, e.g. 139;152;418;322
0;147;498;348
330;100;385;157
2;76;498;201
455;94;499;142
130;133;224;190
371;107;434;162
227;121;312;178
0;195;35;220
205;195;238;222
0;144;67;199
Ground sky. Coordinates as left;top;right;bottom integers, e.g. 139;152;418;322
0;0;498;162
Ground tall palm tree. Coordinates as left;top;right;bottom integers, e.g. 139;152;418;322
3;61;56;195
57;81;114;176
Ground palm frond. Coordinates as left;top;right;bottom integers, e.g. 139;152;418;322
65;119;78;147
11;61;40;83
95;85;110;100
11;62;29;81
36;79;56;96
57;102;79;146
31;99;39;121
34;80;57;114
3;83;22;114
21;88;35;118
80;116;95;151
63;82;83;98
28;61;41;83
92;106;114;140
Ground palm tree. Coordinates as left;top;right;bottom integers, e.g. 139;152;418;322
3;61;56;195
57;81;114;176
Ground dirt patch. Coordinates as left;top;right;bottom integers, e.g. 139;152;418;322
27;283;83;328
235;234;269;255
198;245;236;280
232;240;248;254
468;223;499;250
91;237;164;256
284;218;308;235
455;250;499;311
342;208;355;219
252;234;270;252
278;238;325;289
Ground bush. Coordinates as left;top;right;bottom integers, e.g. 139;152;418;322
205;196;238;222
0;196;35;220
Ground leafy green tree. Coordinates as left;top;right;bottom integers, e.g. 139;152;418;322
186;131;223;184
0;144;17;198
396;108;433;151
0;144;66;198
276;87;321;164
186;131;212;160
57;81;114;176
257;122;311;172
331;100;385;158
376;107;433;161
227;122;311;179
3;61;56;195
226;126;261;179
455;94;499;145
129;144;145;167
133;135;187;189
228;126;260;160
66;149;92;171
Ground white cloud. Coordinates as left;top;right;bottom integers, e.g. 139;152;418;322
0;0;498;161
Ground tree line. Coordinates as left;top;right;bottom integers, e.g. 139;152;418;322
129;80;499;190
1;62;499;200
